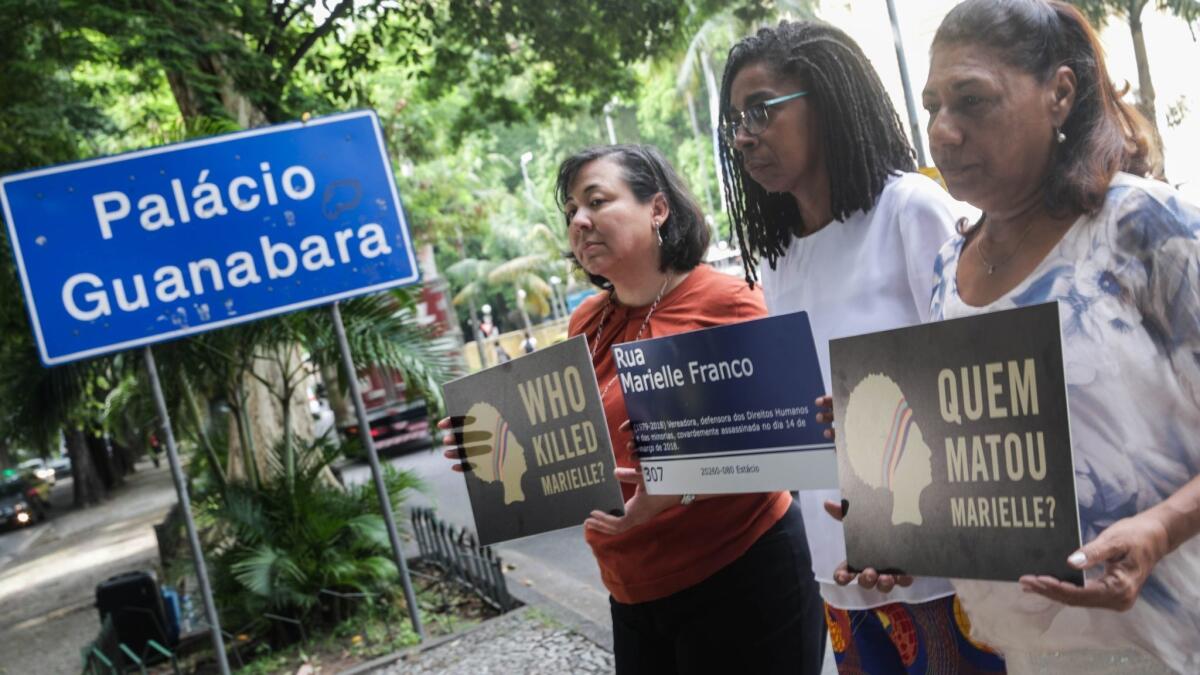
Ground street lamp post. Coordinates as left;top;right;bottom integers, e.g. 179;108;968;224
480;303;495;367
516;288;534;333
602;100;618;144
519;152;537;206
549;275;563;320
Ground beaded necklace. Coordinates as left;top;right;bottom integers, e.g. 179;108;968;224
590;273;673;399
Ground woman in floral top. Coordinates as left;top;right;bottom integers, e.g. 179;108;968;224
920;1;1200;673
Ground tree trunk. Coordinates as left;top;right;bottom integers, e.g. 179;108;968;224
86;432;122;490
699;48;726;211
223;347;315;485
685;90;716;214
321;361;354;435
166;52;270;128
183;373;226;491
1128;0;1165;175
110;438;138;477
68;427;106;507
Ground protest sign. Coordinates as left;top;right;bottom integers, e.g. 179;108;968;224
616;312;835;494
830;302;1082;583
444;335;624;545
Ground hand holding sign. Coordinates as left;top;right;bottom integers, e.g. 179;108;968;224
820;499;914;592
438;416;491;473
1020;509;1171;610
814;394;835;440
584;466;681;536
831;303;1082;583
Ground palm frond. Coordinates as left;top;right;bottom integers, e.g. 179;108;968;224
487;254;550;283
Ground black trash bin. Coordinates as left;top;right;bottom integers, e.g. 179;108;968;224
95;570;172;657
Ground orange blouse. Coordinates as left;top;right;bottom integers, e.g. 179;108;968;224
570;264;791;604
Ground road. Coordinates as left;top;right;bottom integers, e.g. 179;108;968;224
0;462;178;675
0;477;73;568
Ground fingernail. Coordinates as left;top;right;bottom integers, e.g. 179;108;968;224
1068;551;1087;567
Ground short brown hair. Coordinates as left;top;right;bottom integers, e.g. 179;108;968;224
555;144;710;288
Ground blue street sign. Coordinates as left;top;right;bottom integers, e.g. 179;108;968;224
0;110;419;365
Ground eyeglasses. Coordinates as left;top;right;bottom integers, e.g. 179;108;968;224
720;91;809;145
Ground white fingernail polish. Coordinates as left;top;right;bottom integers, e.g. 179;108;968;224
1068;551;1087;567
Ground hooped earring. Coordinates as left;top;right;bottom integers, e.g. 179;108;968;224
654;221;664;247
1055;127;1067;144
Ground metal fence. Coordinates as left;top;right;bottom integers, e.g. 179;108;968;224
410;507;517;612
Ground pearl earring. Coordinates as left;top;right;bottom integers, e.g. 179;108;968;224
1056;127;1067;144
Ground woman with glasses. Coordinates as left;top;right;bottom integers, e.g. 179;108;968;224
442;144;825;674
719;21;1005;673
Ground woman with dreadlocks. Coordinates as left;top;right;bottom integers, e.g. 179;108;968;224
719;21;1006;673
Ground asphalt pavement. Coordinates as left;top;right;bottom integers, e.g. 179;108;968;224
0;462;178;675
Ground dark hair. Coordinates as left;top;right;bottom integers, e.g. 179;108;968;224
555;144;710;288
933;0;1160;217
718;20;916;286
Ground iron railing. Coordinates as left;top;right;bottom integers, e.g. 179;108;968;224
410;507;517;612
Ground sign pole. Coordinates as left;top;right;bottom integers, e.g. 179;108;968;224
142;346;230;675
329;301;425;640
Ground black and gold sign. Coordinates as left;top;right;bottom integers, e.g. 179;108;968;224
830;303;1083;584
444;335;624;545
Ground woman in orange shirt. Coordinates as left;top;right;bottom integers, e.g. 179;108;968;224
443;144;825;673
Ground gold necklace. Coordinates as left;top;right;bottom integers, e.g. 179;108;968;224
591;273;674;399
975;216;1037;275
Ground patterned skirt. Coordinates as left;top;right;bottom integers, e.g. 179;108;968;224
825;595;1006;674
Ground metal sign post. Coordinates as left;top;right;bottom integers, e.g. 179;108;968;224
143;346;230;675
330;300;425;640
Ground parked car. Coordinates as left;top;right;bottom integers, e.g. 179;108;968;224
18;458;55;486
0;478;48;530
49;456;72;479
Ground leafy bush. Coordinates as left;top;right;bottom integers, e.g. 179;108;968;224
197;435;422;639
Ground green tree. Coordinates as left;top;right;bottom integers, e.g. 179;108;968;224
1070;0;1200;166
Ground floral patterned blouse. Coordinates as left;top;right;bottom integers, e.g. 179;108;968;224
929;173;1200;673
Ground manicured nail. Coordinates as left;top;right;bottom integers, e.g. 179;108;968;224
1068;551;1087;567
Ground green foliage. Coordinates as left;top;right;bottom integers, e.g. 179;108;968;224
0;0;112;173
198;433;423;631
1069;0;1200;26
422;0;682;133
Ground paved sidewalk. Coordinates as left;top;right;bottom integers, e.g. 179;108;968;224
362;607;614;675
0;462;177;675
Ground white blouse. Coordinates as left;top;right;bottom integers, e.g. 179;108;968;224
930;173;1200;673
761;171;965;610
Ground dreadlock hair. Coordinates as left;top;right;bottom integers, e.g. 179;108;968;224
718;20;916;286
